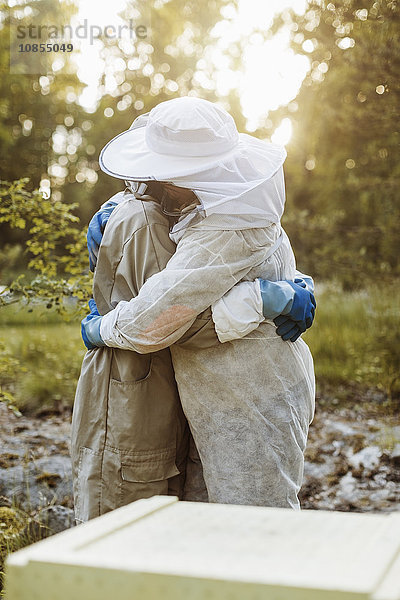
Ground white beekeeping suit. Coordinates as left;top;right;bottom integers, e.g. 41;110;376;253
97;97;315;509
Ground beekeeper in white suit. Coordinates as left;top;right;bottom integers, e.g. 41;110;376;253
82;97;316;509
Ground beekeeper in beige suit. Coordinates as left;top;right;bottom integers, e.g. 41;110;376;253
79;97;316;513
72;189;225;523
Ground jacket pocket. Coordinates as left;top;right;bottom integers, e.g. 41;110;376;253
119;451;180;504
74;446;102;524
121;458;180;483
106;353;180;452
110;350;152;383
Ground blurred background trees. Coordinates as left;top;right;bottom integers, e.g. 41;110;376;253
270;0;400;288
0;0;399;289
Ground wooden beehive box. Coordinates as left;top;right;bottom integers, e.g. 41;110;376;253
5;496;400;600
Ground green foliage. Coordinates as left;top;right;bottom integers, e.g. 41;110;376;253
0;502;62;596
0;178;91;311
304;281;400;401
0;506;27;595
0;0;83;188
0;303;84;415
268;0;400;286
0;340;23;417
0;321;84;415
0;179;90;414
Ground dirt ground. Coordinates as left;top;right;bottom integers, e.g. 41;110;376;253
1;398;400;513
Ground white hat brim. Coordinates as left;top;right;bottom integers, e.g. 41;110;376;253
99;126;286;182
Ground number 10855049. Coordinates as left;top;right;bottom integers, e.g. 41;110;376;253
18;43;73;52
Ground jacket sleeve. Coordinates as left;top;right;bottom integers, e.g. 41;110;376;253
174;307;219;349
109;209;218;350
294;269;315;293
100;228;257;353
211;269;315;343
136;219;220;350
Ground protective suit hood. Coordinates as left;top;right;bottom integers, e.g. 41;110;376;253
99;97;287;228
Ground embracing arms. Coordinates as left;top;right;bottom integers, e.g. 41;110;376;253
83;203;315;351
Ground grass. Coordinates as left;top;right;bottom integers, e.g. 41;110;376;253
0;281;399;416
0;303;84;415
303;281;400;404
0;502;61;597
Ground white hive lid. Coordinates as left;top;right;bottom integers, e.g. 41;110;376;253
6;496;400;600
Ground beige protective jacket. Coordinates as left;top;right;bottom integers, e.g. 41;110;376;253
100;209;316;509
71;193;217;524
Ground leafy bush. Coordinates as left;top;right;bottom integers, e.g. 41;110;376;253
0;179;91;412
0;178;91;312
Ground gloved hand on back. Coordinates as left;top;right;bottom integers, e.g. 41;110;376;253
87;199;119;271
81;299;105;350
259;276;316;342
272;277;316;342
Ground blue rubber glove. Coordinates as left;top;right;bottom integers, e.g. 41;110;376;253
259;279;315;323
87;200;119;271
283;280;316;328
293;273;315;294
272;275;316;341
259;278;316;341
273;315;305;342
81;299;105;349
